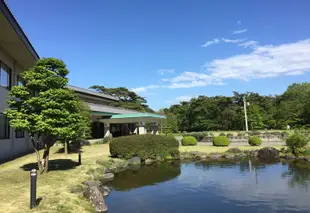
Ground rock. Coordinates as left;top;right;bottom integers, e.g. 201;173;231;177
128;157;141;165
235;153;247;159
105;164;127;174
209;154;221;160
249;150;258;157
282;155;296;160
99;185;111;197
222;153;235;159
145;159;154;165
82;180;101;187
257;147;279;160
226;148;242;154
200;155;207;159
83;186;108;212
99;173;114;184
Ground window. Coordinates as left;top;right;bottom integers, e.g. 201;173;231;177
0;113;10;139
15;129;25;138
0;62;11;89
17;75;25;86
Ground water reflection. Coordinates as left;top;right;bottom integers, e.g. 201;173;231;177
106;160;310;213
109;161;181;191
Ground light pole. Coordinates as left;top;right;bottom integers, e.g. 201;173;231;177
243;95;249;132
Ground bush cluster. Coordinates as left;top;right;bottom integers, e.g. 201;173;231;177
286;130;309;156
213;136;230;146
182;132;209;141
110;135;179;160
181;136;197;146
248;136;262;146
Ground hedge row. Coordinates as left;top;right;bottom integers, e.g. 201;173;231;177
110;135;179;160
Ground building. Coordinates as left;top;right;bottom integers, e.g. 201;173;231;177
0;0;165;162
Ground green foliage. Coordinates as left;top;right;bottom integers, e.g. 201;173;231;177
286;130;309;156
181;136;197;146
109;135;179;160
182;131;208;141
162;112;178;134
213;136;230;146
94;137;110;144
248;136;262;146
219;133;226;136
226;133;233;137
165;83;310;131
90;85;154;112
4;58;89;172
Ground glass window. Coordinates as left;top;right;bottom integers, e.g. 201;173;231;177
0;113;10;139
17;75;25;86
15;129;25;138
0;62;11;89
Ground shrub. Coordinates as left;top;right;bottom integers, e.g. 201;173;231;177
181;136;197;146
110;135;179;160
226;133;233;138
219;133;226;136
93;137;110;144
248;136;262;146
213;136;230;146
286;130;309;156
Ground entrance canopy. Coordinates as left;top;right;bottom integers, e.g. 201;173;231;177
100;113;166;124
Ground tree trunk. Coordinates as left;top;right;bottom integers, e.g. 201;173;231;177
64;140;68;154
30;136;43;172
42;144;50;173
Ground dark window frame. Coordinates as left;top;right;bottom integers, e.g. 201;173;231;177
0;113;10;139
0;61;12;89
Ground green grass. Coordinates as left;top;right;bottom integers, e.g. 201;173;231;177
0;143;285;213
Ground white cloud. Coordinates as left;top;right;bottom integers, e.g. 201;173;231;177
222;38;245;44
237;20;241;25
232;29;247;34
238;40;258;48
201;38;220;47
131;85;160;94
157;69;175;75
206;39;310;80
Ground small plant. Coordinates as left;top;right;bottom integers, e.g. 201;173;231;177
286;130;309;156
213;136;230;146
248;136;262;146
226;133;233;138
181;136;198;146
219;133;226;136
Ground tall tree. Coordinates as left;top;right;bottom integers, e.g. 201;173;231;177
90;85;154;112
5;58;89;173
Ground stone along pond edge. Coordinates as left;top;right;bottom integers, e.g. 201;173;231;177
79;147;310;213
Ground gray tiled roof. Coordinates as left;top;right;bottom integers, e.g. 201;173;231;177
67;85;119;101
86;102;139;114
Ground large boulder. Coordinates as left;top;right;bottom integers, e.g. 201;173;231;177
82;180;101;187
226;148;242;154
209;153;221;160
128;157;141;165
257;147;279;160
222;153;235;159
145;159;154;165
83;186;108;212
99;185;111;197
100;173;114;184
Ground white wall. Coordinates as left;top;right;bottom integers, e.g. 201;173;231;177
0;46;32;163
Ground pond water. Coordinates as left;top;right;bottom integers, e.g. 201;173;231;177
105;160;310;213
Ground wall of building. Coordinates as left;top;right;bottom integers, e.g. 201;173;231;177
0;46;32;163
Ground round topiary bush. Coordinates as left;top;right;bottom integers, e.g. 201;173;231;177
110;135;179;160
213;136;230;146
181;136;197;146
248;136;262;146
219;133;226;136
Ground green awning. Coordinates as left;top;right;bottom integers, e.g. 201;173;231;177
111;113;166;119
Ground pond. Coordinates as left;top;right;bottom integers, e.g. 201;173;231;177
105;160;310;213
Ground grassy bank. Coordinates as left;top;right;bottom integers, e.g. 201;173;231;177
0;144;284;213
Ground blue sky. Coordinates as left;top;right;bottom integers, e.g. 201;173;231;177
6;0;310;110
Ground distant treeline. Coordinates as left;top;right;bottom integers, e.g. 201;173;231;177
163;83;310;132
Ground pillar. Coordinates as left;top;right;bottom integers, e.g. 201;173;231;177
104;123;110;138
138;121;146;135
151;121;159;135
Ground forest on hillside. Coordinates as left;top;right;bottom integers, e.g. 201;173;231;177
162;83;310;132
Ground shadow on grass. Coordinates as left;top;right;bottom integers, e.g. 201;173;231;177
20;159;79;171
55;147;83;154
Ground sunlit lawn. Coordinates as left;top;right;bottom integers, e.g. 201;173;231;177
0;143;285;213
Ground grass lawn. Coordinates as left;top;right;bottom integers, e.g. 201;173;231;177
0;144;285;213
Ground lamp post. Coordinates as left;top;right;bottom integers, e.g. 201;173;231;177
243;96;249;132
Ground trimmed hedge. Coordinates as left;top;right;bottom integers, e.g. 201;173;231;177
213;136;230;146
181;136;197;146
110;135;179;160
248;136;262;146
